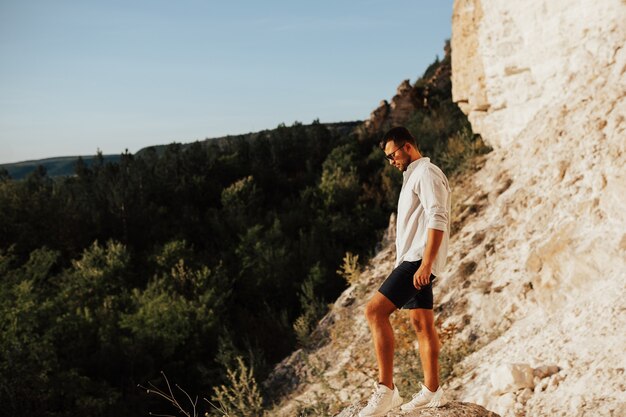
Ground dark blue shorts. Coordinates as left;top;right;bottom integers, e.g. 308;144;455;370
378;260;436;310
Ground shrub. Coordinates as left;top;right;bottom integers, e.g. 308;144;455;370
293;263;327;347
439;128;491;175
209;356;264;417
336;252;360;286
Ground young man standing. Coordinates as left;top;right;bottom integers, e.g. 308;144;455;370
359;126;451;416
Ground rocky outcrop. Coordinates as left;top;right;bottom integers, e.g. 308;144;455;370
388;80;416;125
451;0;626;149
363;80;416;135
489;363;534;395
335;401;500;417
363;46;453;136
365;100;391;134
448;0;626;416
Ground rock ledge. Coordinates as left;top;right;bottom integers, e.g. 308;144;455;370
335;401;500;417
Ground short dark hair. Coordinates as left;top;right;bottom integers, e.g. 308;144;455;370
379;126;417;151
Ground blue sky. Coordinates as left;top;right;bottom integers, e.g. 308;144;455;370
0;0;453;164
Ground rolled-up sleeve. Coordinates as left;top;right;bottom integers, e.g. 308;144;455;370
415;167;449;231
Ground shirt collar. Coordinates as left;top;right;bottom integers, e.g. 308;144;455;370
403;157;429;178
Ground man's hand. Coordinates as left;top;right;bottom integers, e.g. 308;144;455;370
413;261;433;289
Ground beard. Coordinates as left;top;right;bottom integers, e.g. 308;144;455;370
396;157;409;172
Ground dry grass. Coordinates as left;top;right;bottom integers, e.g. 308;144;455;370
209;356;264;417
336;252;361;286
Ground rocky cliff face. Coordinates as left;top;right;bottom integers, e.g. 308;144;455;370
448;0;626;415
265;1;626;416
452;0;625;149
363;44;453;135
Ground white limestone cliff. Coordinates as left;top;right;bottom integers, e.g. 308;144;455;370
448;0;626;415
452;0;625;149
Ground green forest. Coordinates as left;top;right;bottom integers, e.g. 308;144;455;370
0;51;489;417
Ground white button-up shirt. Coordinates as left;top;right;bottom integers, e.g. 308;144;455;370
395;157;451;276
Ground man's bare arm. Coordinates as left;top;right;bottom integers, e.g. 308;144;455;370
414;228;444;288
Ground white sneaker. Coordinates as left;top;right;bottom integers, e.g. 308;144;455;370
400;382;448;411
359;381;403;417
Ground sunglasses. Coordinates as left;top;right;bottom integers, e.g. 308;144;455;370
385;143;405;161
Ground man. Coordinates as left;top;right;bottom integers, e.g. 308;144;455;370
359;126;451;417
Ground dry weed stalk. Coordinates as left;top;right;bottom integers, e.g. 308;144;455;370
138;370;242;417
138;371;200;417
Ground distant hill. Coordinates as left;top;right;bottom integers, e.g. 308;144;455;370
1;121;362;180
0;154;121;180
134;120;362;157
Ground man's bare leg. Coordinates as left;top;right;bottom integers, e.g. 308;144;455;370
409;308;441;391
364;292;398;389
